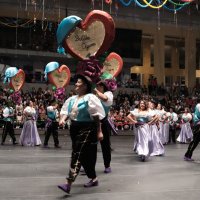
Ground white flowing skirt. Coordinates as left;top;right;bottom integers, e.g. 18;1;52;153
19;120;42;146
158;121;165;143
149;124;165;156
177;122;193;143
134;124;153;156
162;123;170;144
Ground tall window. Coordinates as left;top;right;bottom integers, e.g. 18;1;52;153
164;45;172;68
165;76;173;86
176;76;185;86
150;43;154;67
164;37;174;68
110;28;143;65
165;37;185;69
179;46;185;69
196;40;200;70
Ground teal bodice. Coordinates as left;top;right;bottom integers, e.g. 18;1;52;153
137;117;148;123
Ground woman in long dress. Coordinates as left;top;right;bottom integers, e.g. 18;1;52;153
127;100;154;161
157;103;167;144
163;111;171;145
177;107;193;143
19;100;42;146
148;100;165;156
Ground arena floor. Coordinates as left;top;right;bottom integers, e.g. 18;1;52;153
0;130;200;200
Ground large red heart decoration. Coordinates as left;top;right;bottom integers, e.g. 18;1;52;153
64;10;115;60
9;69;25;91
48;65;71;88
102;52;123;77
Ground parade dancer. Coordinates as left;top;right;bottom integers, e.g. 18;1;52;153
58;74;105;194
127;100;154;161
94;78;116;173
162;110;171;145
148;100;165;156
168;107;178;144
177;107;193;143
1;102;17;145
156;103;167;145
184;100;200;161
43;101;61;148
19;100;42;146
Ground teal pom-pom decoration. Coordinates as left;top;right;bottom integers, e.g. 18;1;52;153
52;86;56;91
9;89;14;94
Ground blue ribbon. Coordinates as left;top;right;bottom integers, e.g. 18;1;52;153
4;67;18;84
44;62;60;81
56;15;82;54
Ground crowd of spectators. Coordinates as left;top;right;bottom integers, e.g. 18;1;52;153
0;87;74;129
0;81;200;131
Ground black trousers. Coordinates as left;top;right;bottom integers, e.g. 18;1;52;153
1;121;16;144
100;118;111;168
67;121;98;182
185;124;200;158
44;121;59;146
169;125;176;143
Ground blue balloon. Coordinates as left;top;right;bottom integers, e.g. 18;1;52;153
56;16;82;54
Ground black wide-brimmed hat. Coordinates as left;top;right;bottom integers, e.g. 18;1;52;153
74;74;92;93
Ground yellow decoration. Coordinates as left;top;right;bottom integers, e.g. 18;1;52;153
142;0;168;9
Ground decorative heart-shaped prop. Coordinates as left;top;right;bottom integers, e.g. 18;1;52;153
64;10;115;60
9;69;25;92
48;65;71;88
102;52;123;77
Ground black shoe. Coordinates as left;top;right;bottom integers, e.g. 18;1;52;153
141;155;146;162
84;179;99;188
55;145;61;148
13;142;18;145
1;142;4;145
43;145;50;148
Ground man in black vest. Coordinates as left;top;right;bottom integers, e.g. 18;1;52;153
43;101;60;148
1;102;17;145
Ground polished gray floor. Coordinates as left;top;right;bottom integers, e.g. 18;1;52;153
1;130;200;200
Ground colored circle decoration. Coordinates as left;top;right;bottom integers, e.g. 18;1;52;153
142;0;168;9
105;0;112;4
117;0;194;11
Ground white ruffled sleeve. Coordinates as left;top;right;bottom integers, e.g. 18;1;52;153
130;109;138;117
47;106;54;112
3;108;9;118
87;94;105;120
60;96;74;116
101;91;113;107
197;104;200;112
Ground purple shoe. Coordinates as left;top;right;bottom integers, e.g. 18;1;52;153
184;156;194;161
104;167;112;174
84;179;98;188
58;183;71;193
